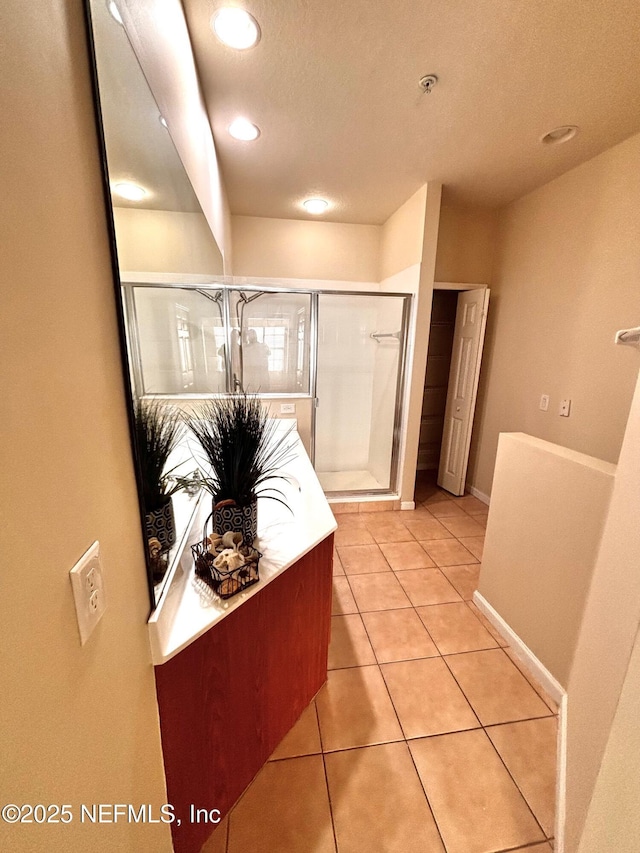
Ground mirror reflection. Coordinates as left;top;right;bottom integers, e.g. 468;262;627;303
87;0;224;608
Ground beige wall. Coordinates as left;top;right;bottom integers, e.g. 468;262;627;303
120;0;232;271
399;184;443;503
114;207;224;275
380;186;428;281
564;365;640;852
0;3;171;851
231;215;381;282
468;131;640;497
577;623;640;852
434;200;497;284
478;433;615;687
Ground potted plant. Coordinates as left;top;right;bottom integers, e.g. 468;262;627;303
133;397;184;554
186;394;294;545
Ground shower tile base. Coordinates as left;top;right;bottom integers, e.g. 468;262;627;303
318;470;386;492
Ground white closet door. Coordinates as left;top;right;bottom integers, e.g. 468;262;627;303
438;288;489;496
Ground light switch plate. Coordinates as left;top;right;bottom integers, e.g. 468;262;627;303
539;394;550;411
280;403;296;414
69;541;106;645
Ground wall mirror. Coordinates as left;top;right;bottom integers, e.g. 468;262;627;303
85;0;224;610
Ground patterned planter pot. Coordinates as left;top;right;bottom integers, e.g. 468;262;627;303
212;499;258;546
145;498;176;552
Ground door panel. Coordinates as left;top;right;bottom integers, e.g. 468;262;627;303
438;288;489;495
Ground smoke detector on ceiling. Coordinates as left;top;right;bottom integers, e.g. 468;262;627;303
419;75;438;94
541;126;579;145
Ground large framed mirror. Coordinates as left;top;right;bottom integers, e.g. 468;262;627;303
84;0;224;610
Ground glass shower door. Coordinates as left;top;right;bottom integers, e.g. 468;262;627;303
315;292;409;494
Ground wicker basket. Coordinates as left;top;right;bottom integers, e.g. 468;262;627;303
192;533;261;600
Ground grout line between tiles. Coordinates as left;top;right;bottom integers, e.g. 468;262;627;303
484;727;551;843
315;699;339;853
405;735;450;853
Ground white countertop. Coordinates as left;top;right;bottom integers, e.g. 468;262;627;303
148;426;337;665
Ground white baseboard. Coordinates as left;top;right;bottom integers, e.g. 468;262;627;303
466;484;491;505
401;501;416;510
473;591;566;851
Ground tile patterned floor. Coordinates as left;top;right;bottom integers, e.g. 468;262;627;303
203;479;558;853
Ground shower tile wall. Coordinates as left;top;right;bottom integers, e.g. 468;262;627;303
419;291;458;471
315;294;405;492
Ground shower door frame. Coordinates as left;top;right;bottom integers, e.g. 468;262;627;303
121;279;412;498
312;289;412;499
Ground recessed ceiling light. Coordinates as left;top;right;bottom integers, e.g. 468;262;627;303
303;198;329;215
107;0;123;25
541;125;579;145
212;8;261;49
159;115;168;129
112;182;147;202
228;117;260;141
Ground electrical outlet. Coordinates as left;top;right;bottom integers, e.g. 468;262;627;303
559;399;572;417
69;541;106;645
539;394;550;412
280;402;296;414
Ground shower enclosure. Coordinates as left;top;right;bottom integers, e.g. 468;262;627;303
123;283;410;497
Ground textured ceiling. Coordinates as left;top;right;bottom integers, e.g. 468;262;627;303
91;0;201;212
182;0;640;224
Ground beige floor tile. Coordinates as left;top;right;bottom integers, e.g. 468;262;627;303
361;608;439;663
395;568;462;606
325;742;445;853
361;510;407;525
367;522;414;544
404;518;454;541
440;564;480;600
422;489;454;505
316;665;403;752
445;649;552;725
410;730;545;853
382;658;479;738
328;614;376;669
336;513;368;529
332;549;345;576
348;573;412;612
399;505;436;520
227;755;336;853
270;701;322;760
440;516;486;539
450;495;489;515
512;844;553;852
201;815;228;853
419;538;478;567
331;577;357;615
379;540;436;570
416;602;498;654
473;512;489;529
487;717;558;837
425;500;468;518
458;536;485;560
466;601;509;646
337;544;391;575
335;526;375;547
504;648;559;713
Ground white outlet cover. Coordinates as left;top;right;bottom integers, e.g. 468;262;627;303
69;541;106;645
280;402;296;414
559;399;572;417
